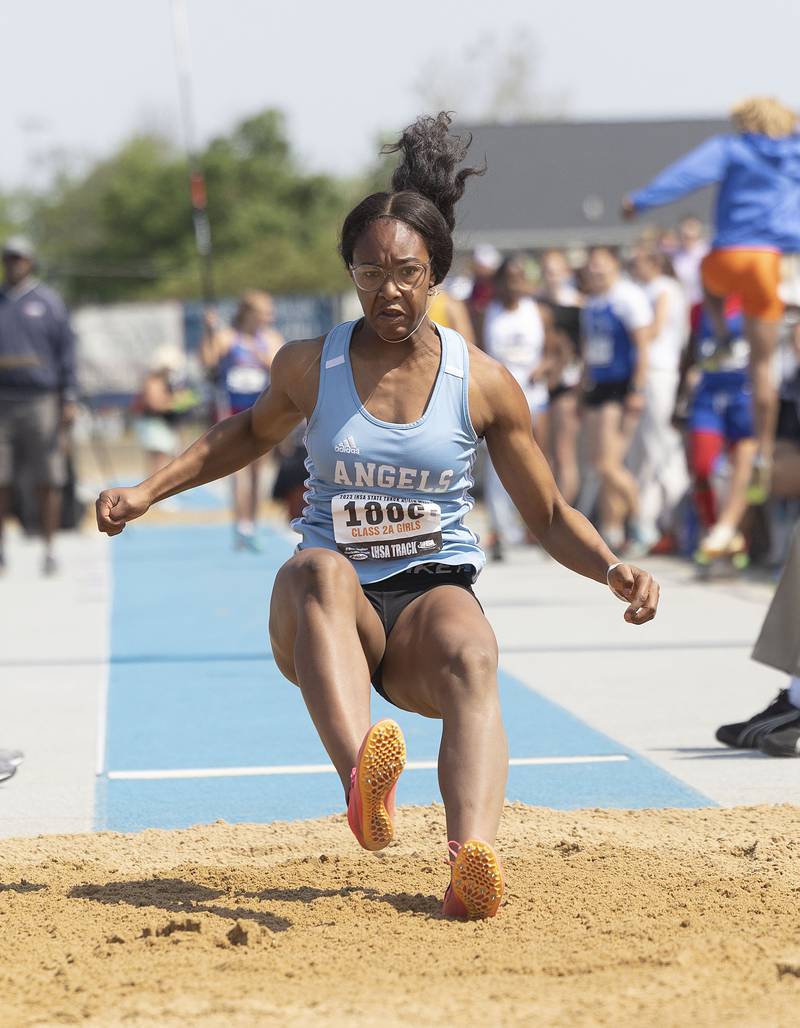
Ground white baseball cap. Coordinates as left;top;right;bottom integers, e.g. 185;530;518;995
2;235;36;260
472;243;502;271
150;346;185;374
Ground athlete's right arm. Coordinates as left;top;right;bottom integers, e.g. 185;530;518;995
96;339;321;536
199;313;230;370
625;135;730;213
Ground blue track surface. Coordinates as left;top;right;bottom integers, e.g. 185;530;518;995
99;523;710;832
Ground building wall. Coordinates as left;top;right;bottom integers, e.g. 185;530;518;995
453;118;730;252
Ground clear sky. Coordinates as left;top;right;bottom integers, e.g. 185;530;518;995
2;0;798;188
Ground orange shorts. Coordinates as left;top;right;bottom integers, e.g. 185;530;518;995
701;248;783;321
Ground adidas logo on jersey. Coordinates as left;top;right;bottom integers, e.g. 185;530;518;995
334;435;360;454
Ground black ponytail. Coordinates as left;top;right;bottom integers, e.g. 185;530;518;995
384;112;485;232
340;112;485;285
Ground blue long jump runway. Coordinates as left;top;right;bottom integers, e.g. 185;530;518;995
98;522;710;832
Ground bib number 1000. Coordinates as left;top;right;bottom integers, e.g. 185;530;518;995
343;499;425;527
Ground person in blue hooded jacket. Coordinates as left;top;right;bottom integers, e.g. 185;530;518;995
623;97;800;494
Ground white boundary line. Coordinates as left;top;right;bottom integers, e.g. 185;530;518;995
107;754;629;781
95;665;109;777
94;550;113;778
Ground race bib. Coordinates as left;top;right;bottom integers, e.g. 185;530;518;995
226;365;268;395
562;361;582;387
331;492;443;561
586;334;613;367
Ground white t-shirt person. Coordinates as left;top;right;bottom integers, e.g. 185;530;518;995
483;296;548;411
643;275;689;373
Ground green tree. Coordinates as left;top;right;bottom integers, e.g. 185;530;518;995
158;110;353;298
31;135;190;302
0;190;26;247
26;109;357;304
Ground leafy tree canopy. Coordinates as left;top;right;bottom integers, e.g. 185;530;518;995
18;109;362;304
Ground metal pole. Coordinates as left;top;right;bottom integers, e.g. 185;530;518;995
171;0;215;304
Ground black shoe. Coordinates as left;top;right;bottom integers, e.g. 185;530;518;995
715;690;800;749
759;725;800;757
0;749;23;783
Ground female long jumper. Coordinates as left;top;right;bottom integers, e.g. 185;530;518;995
97;114;660;919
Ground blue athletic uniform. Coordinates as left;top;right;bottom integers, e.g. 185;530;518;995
582;279;652;386
296;320;484;584
689;311;754;442
630;133;800;252
219;334;271;414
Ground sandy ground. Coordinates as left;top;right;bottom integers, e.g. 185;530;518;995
3;804;800;1027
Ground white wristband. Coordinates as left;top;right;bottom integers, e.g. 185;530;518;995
606;562;627;600
606;562;623;583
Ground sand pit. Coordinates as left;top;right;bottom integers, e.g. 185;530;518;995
2;803;800;1026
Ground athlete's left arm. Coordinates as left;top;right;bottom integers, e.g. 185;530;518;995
473;354;659;624
529;301;555;385
651;291;670;339
624;284;654;412
540;305;565;390
627;325;651;412
264;328;286;369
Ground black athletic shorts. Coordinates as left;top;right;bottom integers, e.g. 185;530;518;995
777;397;800;443
548;383;579;403
361;563;481;704
583;378;632;408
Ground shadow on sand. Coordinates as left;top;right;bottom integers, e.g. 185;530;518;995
69;875;443;928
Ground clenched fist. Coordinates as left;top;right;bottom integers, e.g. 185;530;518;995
607;563;660;625
96;486;152;537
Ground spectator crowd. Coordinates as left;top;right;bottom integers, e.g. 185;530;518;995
3;95;800;582
2;94;800;765
3;221;799;578
442;224;800;570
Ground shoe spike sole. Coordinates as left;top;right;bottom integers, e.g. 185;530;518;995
452;840;504;919
356;720;406;851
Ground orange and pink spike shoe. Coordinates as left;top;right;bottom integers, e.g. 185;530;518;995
347;719;406;851
442;839;504;918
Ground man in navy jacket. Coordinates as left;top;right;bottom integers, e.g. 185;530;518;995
0;236;77;575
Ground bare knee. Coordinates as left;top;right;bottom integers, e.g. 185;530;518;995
432;641;499;711
269;549;358;680
281;548;357;605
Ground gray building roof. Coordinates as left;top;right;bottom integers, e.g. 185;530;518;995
453;117;731;251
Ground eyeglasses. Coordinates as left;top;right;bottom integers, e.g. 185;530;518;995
349;261;430;292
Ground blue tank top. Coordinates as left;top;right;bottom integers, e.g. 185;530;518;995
295;319;485;584
582;280;651;385
220;333;271;411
